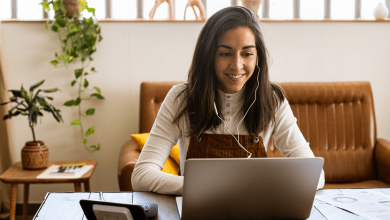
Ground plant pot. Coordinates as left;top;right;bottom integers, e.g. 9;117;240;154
241;0;262;15
63;0;80;18
21;141;49;170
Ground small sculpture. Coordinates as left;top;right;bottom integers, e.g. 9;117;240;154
373;3;388;20
149;0;174;20
184;0;206;20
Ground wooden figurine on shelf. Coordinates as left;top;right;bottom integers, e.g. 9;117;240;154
184;0;206;20
149;0;174;20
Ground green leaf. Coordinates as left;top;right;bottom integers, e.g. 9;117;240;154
62;39;67;46
86;17;93;24
85;29;97;46
82;139;87;144
0;102;9;106
84;72;88;76
51;106;63;122
86;108;95;116
75;68;83;79
30;80;45;92
43;88;59;93
69;25;78;32
39;2;49;7
71;80;76;87
79;0;88;11
70;119;80;125
45;20;51;29
46;96;53;101
93;86;101;94
98;35;103;42
9;90;22;98
51;24;59;32
86;126;95;136
86;6;95;15
37;96;46;106
90;144;100;150
64;100;75;106
32;105;39;121
90;93;104;100
57;19;66;28
74;97;81;105
67;32;77;39
91;67;96;72
83;79;89;88
21;90;29;103
51;60;59;67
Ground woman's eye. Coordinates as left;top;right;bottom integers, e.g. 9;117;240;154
219;53;231;57
243;53;253;56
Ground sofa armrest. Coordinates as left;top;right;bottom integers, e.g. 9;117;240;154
118;139;140;191
375;138;390;184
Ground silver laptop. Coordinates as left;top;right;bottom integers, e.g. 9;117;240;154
177;157;324;220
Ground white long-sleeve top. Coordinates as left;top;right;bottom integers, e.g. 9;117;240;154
131;84;325;195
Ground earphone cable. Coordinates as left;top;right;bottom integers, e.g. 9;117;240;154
215;112;252;158
236;65;260;143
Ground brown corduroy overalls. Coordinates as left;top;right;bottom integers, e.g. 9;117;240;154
186;133;268;160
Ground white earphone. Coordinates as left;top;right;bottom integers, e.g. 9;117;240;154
214;56;260;158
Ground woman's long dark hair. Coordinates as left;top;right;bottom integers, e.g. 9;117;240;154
173;6;284;137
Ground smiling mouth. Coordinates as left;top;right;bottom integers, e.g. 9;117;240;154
225;73;245;79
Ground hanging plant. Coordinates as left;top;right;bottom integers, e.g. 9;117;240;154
40;0;104;152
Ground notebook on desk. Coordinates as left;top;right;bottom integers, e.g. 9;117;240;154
176;157;324;220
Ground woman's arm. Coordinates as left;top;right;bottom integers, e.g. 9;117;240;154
272;99;325;190
131;85;185;195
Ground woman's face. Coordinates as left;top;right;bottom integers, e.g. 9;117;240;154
214;27;257;94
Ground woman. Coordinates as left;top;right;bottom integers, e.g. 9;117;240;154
132;6;325;195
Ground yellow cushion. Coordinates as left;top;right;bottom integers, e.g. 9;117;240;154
130;133;180;175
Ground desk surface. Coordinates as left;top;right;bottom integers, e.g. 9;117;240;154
0;160;97;183
34;188;390;220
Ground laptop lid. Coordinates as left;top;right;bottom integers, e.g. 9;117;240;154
181;157;324;220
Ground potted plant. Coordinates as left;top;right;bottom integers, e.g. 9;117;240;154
0;80;62;169
40;0;104;152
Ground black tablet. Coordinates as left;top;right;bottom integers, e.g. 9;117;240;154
79;199;148;220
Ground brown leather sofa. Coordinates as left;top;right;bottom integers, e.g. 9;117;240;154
118;81;390;191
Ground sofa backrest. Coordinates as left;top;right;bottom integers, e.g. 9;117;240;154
268;82;377;183
139;81;377;183
140;82;185;133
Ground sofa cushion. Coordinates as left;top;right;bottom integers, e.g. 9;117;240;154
131;133;180;175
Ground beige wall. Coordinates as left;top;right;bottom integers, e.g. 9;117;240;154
1;21;390;203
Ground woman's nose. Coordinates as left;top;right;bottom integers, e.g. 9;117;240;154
229;55;243;70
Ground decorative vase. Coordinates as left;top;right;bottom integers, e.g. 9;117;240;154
241;0;262;16
63;0;79;18
21;141;49;170
373;3;388;20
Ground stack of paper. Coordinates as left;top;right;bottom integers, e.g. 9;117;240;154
315;190;390;220
37;165;93;179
